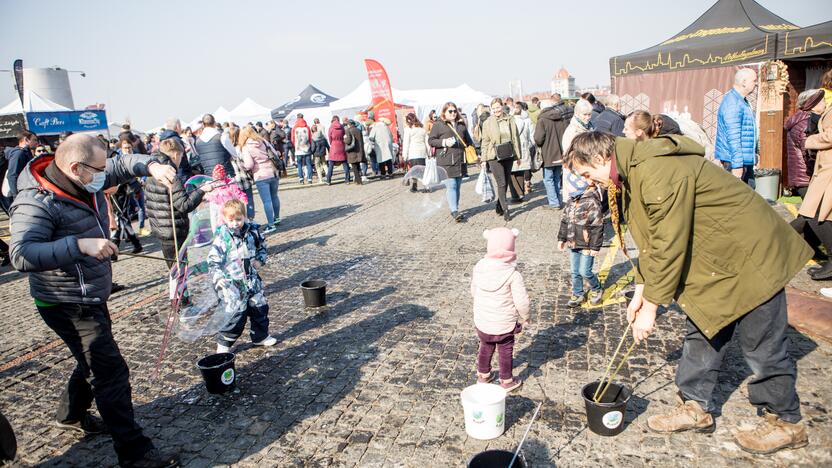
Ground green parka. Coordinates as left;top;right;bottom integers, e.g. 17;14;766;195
616;136;811;339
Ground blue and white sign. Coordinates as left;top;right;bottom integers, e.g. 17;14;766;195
26;110;108;134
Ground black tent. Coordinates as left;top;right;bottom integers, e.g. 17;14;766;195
778;20;832;60
610;0;797;78
270;85;339;119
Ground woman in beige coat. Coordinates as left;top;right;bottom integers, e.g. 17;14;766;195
480;97;522;221
799;98;832;280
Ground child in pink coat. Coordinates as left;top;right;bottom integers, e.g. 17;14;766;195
471;227;530;392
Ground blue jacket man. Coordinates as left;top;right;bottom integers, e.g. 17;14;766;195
715;69;758;185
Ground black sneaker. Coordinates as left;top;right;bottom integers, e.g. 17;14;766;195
56;413;108;435
453;212;465;222
111;283;127;294
495;202;503;215
121;448;180;468
0;255;10;267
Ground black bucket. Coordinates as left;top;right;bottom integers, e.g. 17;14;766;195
0;411;16;462
581;380;631;436
196;352;236;394
301;280;327;308
468;450;526;468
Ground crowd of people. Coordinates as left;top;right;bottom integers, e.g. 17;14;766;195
1;65;831;466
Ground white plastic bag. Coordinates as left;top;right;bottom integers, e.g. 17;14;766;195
422;158;440;186
476;170;495;202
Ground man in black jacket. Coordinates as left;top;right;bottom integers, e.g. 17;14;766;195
534;99;570;208
592;94;625;137
3;130;38;207
10;134;179;467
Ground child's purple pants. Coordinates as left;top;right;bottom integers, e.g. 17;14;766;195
476;323;521;380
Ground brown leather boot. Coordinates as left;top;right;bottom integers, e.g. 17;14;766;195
732;414;808;454
647;395;715;433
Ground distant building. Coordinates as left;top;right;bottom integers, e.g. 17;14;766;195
578;85;611;98
551;67;576;99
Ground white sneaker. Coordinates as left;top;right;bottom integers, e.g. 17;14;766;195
216;344;231;354
821;288;832;298
253;336;277;347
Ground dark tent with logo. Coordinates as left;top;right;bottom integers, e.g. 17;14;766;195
609;0;797;134
270;85;339;120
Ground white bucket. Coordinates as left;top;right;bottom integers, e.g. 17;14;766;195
460;383;507;440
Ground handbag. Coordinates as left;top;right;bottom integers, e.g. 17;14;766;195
495;142;514;160
344;132;357;152
446;122;478;164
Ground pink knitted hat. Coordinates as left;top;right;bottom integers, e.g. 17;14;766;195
483;228;519;263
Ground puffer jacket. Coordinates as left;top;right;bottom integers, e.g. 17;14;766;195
144;154;206;242
557;186;604;251
533;107;569;167
784;110;811;188
715;88;757;169
470;257;530;335
328;121;347;162
10;154;160;304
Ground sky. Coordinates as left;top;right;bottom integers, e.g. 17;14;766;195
1;0;829;130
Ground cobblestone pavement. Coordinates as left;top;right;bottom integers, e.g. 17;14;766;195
0;168;830;467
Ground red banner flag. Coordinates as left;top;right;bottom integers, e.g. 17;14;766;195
364;59;398;144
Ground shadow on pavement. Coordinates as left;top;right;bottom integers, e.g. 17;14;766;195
42;303;435;466
514;310;603;381
277;204;360;234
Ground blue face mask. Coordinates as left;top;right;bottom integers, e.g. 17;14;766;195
83;171;106;193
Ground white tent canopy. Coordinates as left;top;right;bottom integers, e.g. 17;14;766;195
328;81;493;127
397;84;493;125
212;106;232;124
0;90;72;115
229;98;272;126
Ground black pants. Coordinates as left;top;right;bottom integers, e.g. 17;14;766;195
217;303;270;346
350;163;363;184
675;289;801;422
378;160;393;176
488;159;515;213
790;216;825;254
37;303;153;462
160;236;187;270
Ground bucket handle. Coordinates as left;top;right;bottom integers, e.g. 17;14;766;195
593;322;638;403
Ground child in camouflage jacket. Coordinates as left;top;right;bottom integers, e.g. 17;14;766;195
557;182;605;308
208;199;277;352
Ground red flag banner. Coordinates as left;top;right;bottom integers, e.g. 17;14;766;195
364;59;398;144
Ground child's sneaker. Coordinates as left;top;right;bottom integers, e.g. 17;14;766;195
264;225;278;235
477;372;493;384
216;344;231;354
253;336;277;347
500;378;523;392
567;294;585;308
589;289;604;306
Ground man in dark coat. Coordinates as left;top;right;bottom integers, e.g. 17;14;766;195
345;119;366;185
534;99;569;208
9;134;180;467
3;129;38;206
592;94;625;137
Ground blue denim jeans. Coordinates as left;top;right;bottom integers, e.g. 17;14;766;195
445;177;462;213
327;160;351;184
131;190;146;228
255;178;280;226
570;249;601;296
243;187;255;219
297;154;313;182
542;166;564;207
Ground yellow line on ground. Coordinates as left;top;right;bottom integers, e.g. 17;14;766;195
584;228;634;309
